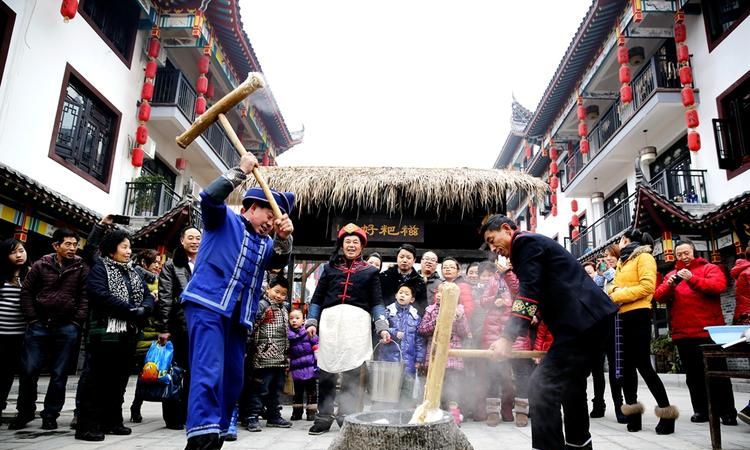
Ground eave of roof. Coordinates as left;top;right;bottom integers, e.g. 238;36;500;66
526;0;627;138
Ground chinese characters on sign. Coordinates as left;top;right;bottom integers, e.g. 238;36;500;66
332;218;424;243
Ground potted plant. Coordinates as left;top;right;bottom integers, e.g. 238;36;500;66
129;175;168;216
651;333;679;373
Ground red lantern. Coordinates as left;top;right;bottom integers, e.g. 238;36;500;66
138;101;151;122
681;87;695;107
551;193;557;205
141;81;154;101
147;38;161;59
580;139;590;155
577;105;586;121
688;130;701;151
677;45;690;63
551;205;558;217
617;46;629;65
198;55;210;75
578;122;588;137
136;125;148;145
550;147;558;160
620;85;633;104
572;228;580;240
206;79;215;99
175;157;187;171
679;66;693;85
144;60;158;79
571;215;580;227
131;147;145;167
549;175;559;190
196;75;208;94
549;161;558;174
685;109;699;128
61;0;78;21
195;96;207;115
674;23;686;43
571;199;579;213
619;65;632;84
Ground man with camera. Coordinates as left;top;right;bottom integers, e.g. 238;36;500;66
654;239;737;425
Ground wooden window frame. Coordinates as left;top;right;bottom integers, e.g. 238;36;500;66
701;0;750;53
47;63;121;192
0;1;15;86
77;0;140;68
717;68;750;179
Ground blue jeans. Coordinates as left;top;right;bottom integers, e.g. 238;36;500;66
17;322;80;419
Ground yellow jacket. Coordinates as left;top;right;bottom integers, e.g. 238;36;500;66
608;246;656;314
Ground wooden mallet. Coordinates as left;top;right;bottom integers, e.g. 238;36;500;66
175;72;283;219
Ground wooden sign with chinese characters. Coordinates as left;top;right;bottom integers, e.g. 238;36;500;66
331;218;424;243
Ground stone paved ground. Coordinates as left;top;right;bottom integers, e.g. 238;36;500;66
0;375;748;449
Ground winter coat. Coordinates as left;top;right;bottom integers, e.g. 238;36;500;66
288;326;318;381
86;258;155;343
423;272;443;312
251;296;289;369
418;301;469;370
20;254;89;326
609;246;657;314
449;276;475;321
380;266;428;314
479;272;530;350
306;257;388;335
654;257;727;340
155;247;192;335
731;258;750;324
377;302;425;374
181;176;290;329
502;232;618;342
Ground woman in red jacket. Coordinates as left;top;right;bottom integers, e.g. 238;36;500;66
730;245;750;426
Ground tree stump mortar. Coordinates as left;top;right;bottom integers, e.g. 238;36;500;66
328;410;473;450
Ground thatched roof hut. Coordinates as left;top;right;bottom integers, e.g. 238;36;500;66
229;166;546;261
231;166;547;218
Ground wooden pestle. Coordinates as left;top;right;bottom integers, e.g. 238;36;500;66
409;283;459;424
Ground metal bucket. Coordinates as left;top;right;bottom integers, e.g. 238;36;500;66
366;342;404;403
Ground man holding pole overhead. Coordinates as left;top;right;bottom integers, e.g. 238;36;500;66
181;152;295;450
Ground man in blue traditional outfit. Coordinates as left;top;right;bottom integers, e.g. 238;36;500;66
181;153;295;450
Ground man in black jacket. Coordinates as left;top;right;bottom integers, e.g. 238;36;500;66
148;226;201;429
379;244;427;314
483;214;617;450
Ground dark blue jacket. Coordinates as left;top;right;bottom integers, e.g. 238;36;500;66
377;302;425;374
503;231;618;342
181;175;291;329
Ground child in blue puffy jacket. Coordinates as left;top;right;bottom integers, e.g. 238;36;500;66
377;282;425;407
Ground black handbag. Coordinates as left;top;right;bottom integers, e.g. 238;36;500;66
136;365;184;402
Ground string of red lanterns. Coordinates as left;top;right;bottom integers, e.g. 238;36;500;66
617;30;633;104
132;27;161;168
675;10;701;151
576;97;590;155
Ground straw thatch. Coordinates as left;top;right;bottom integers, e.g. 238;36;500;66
229;166;547;217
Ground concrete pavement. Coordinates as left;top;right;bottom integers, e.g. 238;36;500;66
0;375;748;449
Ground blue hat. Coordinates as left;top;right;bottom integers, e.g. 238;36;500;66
242;187;295;215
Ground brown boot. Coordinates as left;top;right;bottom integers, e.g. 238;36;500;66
501;396;515;422
306;405;318;421
486;398;501;427
514;398;529;427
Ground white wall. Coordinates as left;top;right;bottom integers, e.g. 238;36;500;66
686;13;750;202
0;0;145;215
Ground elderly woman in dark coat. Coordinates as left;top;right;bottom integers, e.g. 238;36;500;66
75;229;154;442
